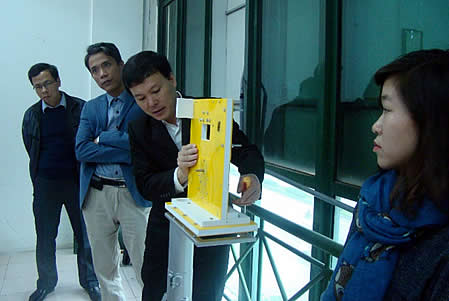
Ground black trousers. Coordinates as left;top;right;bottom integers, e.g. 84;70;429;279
32;176;98;289
141;216;230;301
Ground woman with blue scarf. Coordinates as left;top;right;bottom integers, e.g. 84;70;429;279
321;49;449;301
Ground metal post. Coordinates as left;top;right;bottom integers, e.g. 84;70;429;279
166;218;194;301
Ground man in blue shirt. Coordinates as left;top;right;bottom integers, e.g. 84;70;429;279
75;42;151;301
22;63;100;301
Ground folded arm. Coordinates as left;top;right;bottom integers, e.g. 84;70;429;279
97;130;131;150
75;105;131;164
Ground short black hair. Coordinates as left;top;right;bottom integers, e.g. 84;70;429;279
122;51;172;92
84;42;123;71
27;63;59;85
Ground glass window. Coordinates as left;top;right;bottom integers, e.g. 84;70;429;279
261;0;326;175
162;1;178;73
223;244;241;301
331;197;355;269
333;197;355;245
259;227;311;301
337;0;449;186
228;165;315;301
229;166;314;231
185;0;206;96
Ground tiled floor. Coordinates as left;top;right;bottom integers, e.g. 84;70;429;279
0;249;141;301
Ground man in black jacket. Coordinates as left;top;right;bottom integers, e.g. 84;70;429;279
122;51;265;301
22;63;100;301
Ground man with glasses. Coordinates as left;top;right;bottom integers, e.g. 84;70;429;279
76;42;151;301
22;63;100;301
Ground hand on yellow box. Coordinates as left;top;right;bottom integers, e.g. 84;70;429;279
234;174;261;206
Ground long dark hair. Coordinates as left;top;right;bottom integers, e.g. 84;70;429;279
374;49;449;216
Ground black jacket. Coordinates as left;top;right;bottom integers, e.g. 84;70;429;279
128;115;265;223
22;92;85;183
128;113;265;300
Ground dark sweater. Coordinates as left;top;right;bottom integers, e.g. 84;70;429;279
37;106;77;179
384;224;449;301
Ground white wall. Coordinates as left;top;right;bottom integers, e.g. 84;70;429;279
0;0;146;253
89;0;145;96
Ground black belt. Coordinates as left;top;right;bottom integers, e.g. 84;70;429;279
91;175;126;190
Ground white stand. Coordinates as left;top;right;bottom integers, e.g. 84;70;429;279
164;212;256;301
164;98;258;301
166;216;194;301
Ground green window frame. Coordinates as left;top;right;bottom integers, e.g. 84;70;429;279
156;0;449;300
158;0;212;97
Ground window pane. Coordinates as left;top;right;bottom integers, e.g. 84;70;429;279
228;0;245;9
163;1;177;73
331;196;355;269
185;0;205;96
333;197;355;245
229;165;314;231
260;227;311;301
337;103;380;186
337;0;449;186
229;165;314;300
261;0;325;175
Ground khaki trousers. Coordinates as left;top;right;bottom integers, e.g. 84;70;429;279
83;185;150;301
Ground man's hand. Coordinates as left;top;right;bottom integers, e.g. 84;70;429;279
234;174;261;206
176;144;198;185
94;136;99;144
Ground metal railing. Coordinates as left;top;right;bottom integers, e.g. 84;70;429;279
223;192;350;301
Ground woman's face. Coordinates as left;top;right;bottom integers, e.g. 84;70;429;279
372;77;419;172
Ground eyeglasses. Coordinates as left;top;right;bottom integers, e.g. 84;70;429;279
33;80;57;91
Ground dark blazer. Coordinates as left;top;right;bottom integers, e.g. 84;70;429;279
128;112;264;300
128;115;265;224
22;92;84;183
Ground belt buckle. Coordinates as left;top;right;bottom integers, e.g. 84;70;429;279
118;182;126;188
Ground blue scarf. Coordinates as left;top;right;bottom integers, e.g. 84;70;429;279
321;170;448;301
